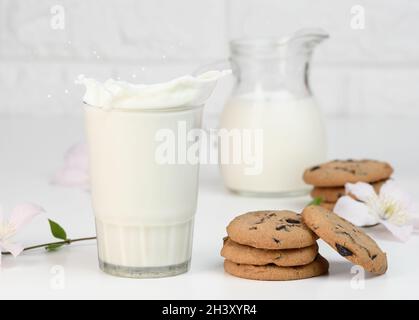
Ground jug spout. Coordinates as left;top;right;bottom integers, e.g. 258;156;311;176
288;28;329;53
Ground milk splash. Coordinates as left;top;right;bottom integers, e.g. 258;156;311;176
76;70;231;110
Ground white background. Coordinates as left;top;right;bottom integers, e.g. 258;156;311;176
1;0;419;117
1;0;419;300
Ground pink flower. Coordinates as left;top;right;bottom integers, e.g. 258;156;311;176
334;181;419;242
51;142;90;190
0;203;44;265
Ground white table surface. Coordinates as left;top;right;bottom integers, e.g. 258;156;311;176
0;114;418;300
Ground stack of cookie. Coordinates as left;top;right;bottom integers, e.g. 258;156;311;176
303;159;394;211
221;211;329;281
221;207;388;280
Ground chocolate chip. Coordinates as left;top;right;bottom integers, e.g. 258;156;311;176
268;213;277;218
273;238;281;244
249;226;258;230
285;219;300;224
336;231;357;244
254;218;265;224
310;166;321;172
371;255;377;260
335;167;356;175
336;244;353;257
276;225;288;232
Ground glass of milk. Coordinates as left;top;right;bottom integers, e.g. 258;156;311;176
79;71;229;278
220;29;329;197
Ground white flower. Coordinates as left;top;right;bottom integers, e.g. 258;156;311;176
0;203;44;265
334;181;419;242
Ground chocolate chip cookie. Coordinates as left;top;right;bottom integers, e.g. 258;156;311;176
224;254;329;281
221;237;319;267
319;202;336;211
227;210;318;250
311;179;387;203
303;160;393;187
302;205;387;275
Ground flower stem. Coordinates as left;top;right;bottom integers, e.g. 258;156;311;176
1;237;96;255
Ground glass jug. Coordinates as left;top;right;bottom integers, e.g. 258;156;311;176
219;29;328;196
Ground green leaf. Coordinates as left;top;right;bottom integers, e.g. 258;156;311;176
45;243;65;252
48;219;68;241
309;197;324;206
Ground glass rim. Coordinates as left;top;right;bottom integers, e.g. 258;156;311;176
83;102;205;113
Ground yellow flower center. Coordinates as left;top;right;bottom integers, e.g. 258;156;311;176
365;193;409;226
382;203;397;220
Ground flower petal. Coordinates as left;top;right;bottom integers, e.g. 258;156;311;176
345;182;376;202
380;180;412;206
334;196;379;227
51;166;90;188
64;142;89;169
408;215;419;231
9;203;44;231
1;241;24;257
51;142;90;189
381;220;413;242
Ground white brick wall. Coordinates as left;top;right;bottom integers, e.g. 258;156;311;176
1;0;419;116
